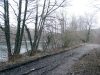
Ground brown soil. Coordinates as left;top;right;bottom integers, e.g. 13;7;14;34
68;48;100;75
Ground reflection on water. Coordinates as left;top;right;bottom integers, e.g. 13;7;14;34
0;42;43;62
0;49;8;62
0;42;31;62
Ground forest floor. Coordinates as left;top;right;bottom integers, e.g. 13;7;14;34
68;47;100;75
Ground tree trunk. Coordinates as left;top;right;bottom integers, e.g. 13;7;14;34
14;0;22;55
4;0;12;60
18;0;28;52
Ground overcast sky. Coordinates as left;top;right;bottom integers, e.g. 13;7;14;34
65;0;100;28
1;0;100;29
67;0;95;15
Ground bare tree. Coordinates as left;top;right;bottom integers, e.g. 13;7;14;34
13;0;28;56
4;0;12;60
77;14;96;43
0;0;67;60
30;0;66;55
3;0;29;59
14;0;22;55
85;14;95;42
16;0;28;54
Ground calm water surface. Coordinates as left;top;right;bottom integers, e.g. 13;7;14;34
0;42;32;62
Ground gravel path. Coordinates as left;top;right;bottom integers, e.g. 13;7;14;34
0;44;100;75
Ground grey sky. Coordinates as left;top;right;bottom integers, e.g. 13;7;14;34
1;0;100;28
65;0;100;28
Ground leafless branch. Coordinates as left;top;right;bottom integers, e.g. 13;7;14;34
13;0;18;7
9;3;17;17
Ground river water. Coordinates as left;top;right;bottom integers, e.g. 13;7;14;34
0;42;43;62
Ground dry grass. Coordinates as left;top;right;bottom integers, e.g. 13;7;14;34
69;49;100;75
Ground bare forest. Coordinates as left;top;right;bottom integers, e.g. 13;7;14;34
0;1;100;74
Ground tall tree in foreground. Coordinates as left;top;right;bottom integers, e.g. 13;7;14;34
4;0;12;60
13;0;29;56
13;0;22;55
30;0;66;55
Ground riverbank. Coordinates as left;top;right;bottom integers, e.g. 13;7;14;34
0;44;83;72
